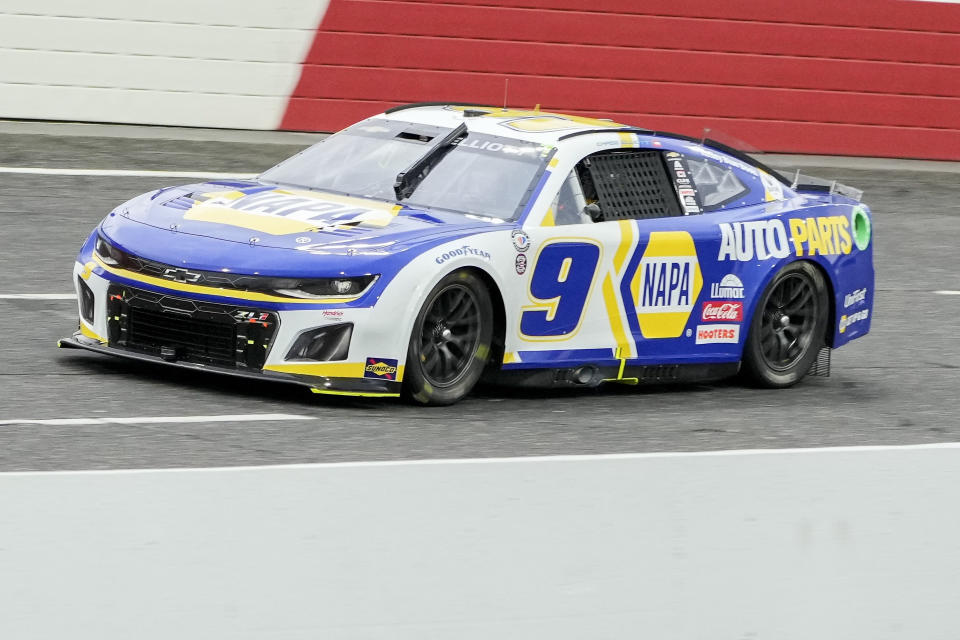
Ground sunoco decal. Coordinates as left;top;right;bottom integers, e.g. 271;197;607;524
364;357;399;380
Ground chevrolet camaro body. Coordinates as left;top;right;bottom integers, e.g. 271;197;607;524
61;104;874;404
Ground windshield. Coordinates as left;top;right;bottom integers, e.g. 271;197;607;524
260;120;552;220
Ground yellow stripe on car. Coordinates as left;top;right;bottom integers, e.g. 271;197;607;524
92;255;361;305
309;389;401;398
602;220;635;359
265;362;405;381
602;274;631;359
617;132;636;147
79;322;107;344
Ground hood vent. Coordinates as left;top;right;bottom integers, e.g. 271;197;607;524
162;193;199;210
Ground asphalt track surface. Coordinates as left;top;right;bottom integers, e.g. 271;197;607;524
0;124;957;472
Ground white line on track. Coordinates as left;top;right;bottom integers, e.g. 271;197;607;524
935;290;960;295
0;414;316;427
0;167;257;179
7;441;960;476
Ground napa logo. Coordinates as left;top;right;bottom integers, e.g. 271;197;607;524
184;189;398;235
630;231;702;339
364;357;399;380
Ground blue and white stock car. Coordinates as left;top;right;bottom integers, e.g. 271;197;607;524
61;103;874;405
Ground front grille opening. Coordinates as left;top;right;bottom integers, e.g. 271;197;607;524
106;285;278;370
127;307;237;368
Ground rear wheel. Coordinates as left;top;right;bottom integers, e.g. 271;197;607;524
742;262;828;388
403;270;493;406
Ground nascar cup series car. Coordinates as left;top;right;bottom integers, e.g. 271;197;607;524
61;103;874;405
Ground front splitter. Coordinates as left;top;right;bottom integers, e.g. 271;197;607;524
58;333;402;398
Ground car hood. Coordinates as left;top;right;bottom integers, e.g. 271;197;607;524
99;181;505;276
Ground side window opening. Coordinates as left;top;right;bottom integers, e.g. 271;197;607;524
577;150;683;222
550;169;590;225
686;157;748;210
545;149;698;226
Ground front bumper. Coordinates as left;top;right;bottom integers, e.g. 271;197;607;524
66;255;407;398
58;332;402;398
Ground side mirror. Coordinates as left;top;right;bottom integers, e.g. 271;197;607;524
582;203;603;222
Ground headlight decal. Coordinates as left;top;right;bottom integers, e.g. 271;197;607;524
90;235;379;304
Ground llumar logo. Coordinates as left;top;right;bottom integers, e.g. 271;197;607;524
364;357;399;380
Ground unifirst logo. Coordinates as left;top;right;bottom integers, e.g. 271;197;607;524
844;288;867;308
631;231;702;339
719;217;853;261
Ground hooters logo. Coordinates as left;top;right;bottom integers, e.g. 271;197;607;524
701;301;743;322
695;324;740;344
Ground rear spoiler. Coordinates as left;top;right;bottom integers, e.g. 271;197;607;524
782;169;864;202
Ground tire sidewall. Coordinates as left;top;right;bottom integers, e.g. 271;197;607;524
403;270;494;405
743;261;828;388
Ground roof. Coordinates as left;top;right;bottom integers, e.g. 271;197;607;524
377;102;637;145
376;103;792;185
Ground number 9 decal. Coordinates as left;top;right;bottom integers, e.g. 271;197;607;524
520;241;601;338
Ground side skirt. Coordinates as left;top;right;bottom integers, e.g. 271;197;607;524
488;361;741;389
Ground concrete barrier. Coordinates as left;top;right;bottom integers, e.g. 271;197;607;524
0;0;329;129
2;444;960;639
3;1;960;158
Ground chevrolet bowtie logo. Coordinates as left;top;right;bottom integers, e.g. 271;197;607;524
162;267;202;283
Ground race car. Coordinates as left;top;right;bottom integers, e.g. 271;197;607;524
60;103;874;405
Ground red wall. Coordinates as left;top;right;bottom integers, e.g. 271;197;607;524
282;0;960;160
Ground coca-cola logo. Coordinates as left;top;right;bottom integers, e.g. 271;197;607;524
701;301;743;322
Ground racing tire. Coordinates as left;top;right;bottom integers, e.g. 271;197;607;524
741;261;828;388
403;270;494;406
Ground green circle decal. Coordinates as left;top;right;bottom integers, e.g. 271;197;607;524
852;206;871;251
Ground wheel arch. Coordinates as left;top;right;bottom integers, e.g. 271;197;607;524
804;259;837;348
740;257;837;359
459;266;507;369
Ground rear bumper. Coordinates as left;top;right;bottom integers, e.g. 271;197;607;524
58;332;403;398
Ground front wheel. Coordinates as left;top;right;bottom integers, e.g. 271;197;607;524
741;261;828;388
403;270;493;406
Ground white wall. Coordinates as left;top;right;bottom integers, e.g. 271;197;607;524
0;1;329;128
2;444;959;639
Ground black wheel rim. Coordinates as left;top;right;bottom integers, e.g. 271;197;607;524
418;284;481;386
758;273;819;371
